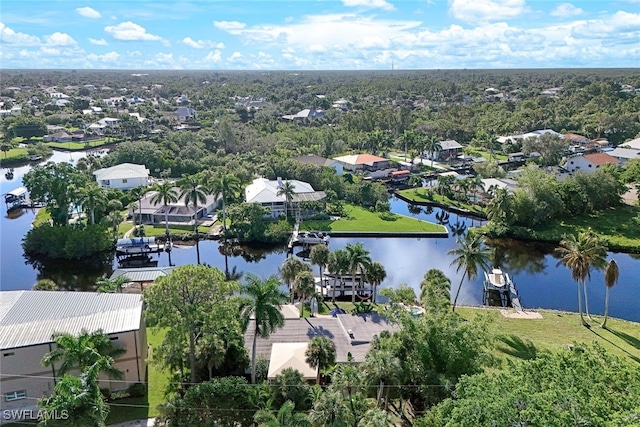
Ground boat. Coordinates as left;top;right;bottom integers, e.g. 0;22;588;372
116;237;159;255
4;186;29;210
28;155;43;162
294;231;330;245
4;169;14;180
482;268;522;310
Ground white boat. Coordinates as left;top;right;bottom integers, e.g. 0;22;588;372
295;231;330;245
484;268;509;289
116;237;158;255
483;267;522;311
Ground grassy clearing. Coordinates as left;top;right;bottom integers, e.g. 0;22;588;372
1;147;29;160
398;188;486;215
519;205;640;251
118;222;211;238
33;208;51;226
45;138;115;150
457;307;640;363
301;204;445;233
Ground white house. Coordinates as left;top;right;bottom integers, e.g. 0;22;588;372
564;152;620;173
497;129;562;144
0;291;146;417
609;147;640;164
621;138;640;150
93;163;150;190
282;109;324;121
132;188;218;225
245;178;326;218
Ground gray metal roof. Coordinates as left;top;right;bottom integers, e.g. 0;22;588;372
0;291;143;350
110;267;175;283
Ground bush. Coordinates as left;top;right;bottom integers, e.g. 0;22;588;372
100;388;112;401
127;382;147;398
22;223;114;260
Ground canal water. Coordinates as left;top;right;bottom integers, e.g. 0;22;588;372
2;156;639;322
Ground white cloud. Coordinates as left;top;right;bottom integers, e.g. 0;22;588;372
213;21;246;31
104;21;163;41
155;52;174;63
89;38;108;46
0;22;40;45
87;51;120;62
342;0;395;11
204;50;222;62
76;7;101;19
182;37;225;49
551;3;585;17
229;51;243;61
449;0;527;22
43;32;77;47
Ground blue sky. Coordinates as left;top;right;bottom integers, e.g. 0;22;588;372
1;0;639;69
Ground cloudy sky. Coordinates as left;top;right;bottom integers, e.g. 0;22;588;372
1;0;639;70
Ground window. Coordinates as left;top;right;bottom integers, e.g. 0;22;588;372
5;390;26;401
588;164;592;167
3;352;15;357
110;337;119;341
122;179;128;184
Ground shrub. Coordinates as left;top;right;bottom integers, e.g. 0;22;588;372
127;382;147;398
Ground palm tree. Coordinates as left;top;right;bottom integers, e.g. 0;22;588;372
210;173;241;238
345;243;372;304
277;180;296;221
327;249;350;302
309;244;330;290
365;262;386;303
420;269;451;313
41;329;125;379
294;270;316;318
305;336;337;385
96;275;130;293
601;259;619;328
280;257;311;303
363;349;401;410
150;181;178;238
556;230;607;325
78;183;107;224
129;185;148;230
178;174;207;264
424;135;442;168
486;188;512;225
448;234;491;312
239;273;288;384
254;400;310;427
34;279;58;290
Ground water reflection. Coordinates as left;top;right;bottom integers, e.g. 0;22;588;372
488;238;549;275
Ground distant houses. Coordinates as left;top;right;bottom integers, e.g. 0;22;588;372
282;108;324;121
93;163;150;190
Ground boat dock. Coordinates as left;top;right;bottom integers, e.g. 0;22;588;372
483;268;523;312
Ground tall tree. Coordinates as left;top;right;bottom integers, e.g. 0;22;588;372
365;261;386;303
363;349;401;410
305;336;337;385
150;180;179;239
556;230;607;325
145;265;237;384
239;273;288;384
77;183;107;225
294;270;316;318
327;248;350;302
128;185;148;231
280;257;311;303
601;259;619;329
210;173;241;238
277;180;296;221
41;330;125;379
310;244;330;291
423;135;442;168
419;269;451;313
346;242;372;304
448;234;491;312
178;174;207;264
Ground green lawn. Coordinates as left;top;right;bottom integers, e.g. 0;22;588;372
33;208;52;226
398;188;486;215
515;205;640;251
301;204;445;233
457;307;640;363
1;147;29;160
45;138;115;150
118;222;212;238
105;327;169;425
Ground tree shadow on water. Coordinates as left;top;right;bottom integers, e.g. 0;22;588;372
496;335;540;360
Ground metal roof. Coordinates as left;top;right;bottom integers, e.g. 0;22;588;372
0;291;143;350
93;163;149;181
110;267;175;283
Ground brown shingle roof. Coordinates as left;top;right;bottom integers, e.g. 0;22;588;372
583;152;619;165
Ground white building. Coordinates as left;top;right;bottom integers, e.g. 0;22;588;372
621;138;640;150
609;147;640;163
245;178;326;218
564;153;620;173
93;163;150;190
497;129;562;144
0;291;146;416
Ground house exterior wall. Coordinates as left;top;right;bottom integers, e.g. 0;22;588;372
97;176;148;190
565;156;602;173
0;325;146;414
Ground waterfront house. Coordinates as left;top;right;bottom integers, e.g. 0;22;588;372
132;189;218;225
563;152;620;173
427;140;463;161
293;155;344;175
332;154;395;178
43;131;72;143
93;163;150;190
245;177;326;218
0;291;146;415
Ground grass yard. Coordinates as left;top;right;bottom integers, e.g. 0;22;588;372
118;222;211;238
105;327;169;424
520;205;640;251
1;147;29;159
33;208;52;226
301;204;445;233
398;188;486;215
458;307;640;363
45;138;115;150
